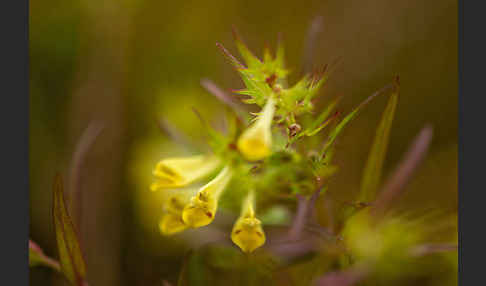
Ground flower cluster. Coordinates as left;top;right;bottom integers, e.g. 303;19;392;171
151;97;276;252
149;31;334;253
151;30;394;253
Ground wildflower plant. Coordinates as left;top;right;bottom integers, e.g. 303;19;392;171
151;29;400;254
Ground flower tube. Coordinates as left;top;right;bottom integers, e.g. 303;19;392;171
151;155;221;191
182;166;233;228
231;191;266;253
237;97;275;161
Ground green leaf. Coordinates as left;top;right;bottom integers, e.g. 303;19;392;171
313;145;340;180
217;36;288;108
303;67;329;104
232;28;262;69
29;239;60;271
216;42;245;69
306;96;341;133
287;105;339;148
53;174;87;286
278;67;328;116
305;111;339;137
319;83;394;159
238;68;273;105
359;84;399;202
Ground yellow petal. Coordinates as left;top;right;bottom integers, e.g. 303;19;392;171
237;97;275;161
182;166;232;228
181;201;215;228
151;155;221;190
158;188;198;235
231;191;266;253
163;190;193;214
231;216;266;253
159;213;188;235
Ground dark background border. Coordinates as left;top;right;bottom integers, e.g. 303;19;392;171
1;0;29;284
459;0;485;285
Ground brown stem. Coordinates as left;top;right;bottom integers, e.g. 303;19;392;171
288;186;324;240
68;121;105;232
302;16;324;75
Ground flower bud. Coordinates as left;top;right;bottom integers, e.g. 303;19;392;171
237;97;275;161
151;155;221;191
288;123;302;137
182;166;233;228
231;191;266;253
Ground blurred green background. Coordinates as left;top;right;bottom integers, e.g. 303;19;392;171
30;0;457;285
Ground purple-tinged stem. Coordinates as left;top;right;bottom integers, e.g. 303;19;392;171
372;125;433;216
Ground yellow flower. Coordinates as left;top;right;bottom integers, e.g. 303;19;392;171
237;97;276;161
231;191;266;253
182;166;233;228
158;188;197;235
159;213;187;235
151;155;221;191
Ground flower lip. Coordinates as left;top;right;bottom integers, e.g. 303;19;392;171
231;191;266;253
182;205;214;228
159;213;188;235
231;217;266;253
158;188;198;235
181;166;233;228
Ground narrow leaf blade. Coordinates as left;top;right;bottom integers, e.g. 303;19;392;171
359;85;399;202
53;174;87;285
307;96;341;132
319;83;394;158
216;42;245;69
306;111;339;137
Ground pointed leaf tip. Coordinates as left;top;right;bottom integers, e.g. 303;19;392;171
231;25;241;41
29;239;61;271
216;42;245;69
53;174;87;285
319;83;395;158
